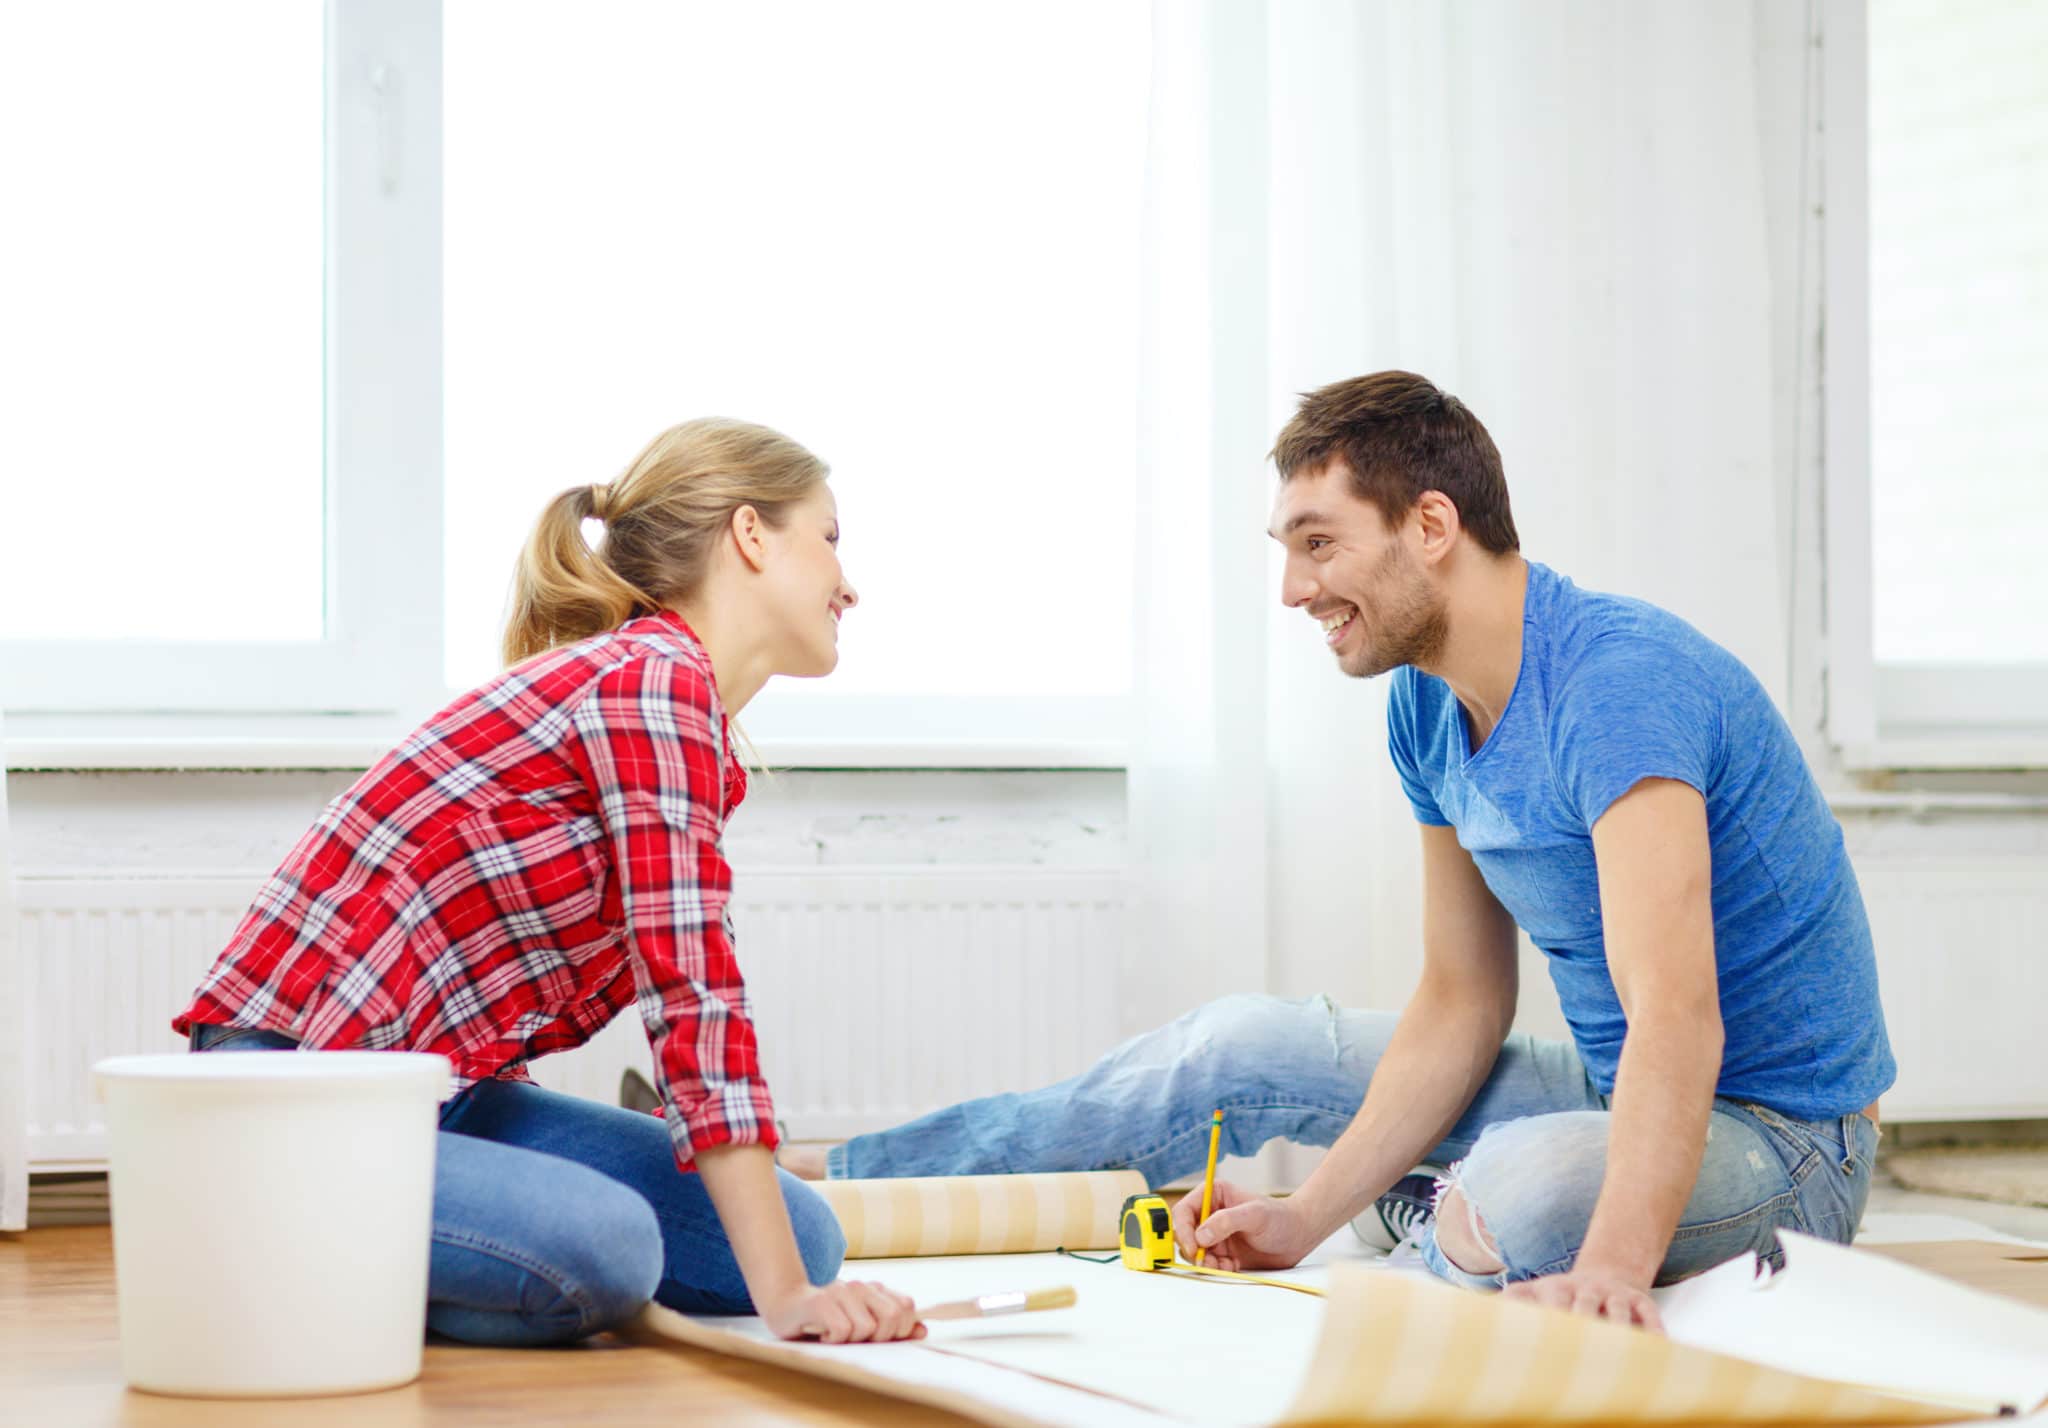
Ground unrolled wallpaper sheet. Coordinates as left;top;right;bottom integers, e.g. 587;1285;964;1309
817;1172;1149;1258
1280;1260;1962;1426
643;1181;2048;1428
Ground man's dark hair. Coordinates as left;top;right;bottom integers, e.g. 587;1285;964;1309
1270;371;1519;555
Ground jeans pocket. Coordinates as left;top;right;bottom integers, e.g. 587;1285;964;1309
1728;1100;1827;1184
1792;1136;1872;1245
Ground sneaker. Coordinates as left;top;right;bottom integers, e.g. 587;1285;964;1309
1349;1167;1444;1251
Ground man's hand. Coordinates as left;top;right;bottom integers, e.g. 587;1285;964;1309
757;1279;927;1344
1501;1262;1662;1332
1169;1179;1317;1272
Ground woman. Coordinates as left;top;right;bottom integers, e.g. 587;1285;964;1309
173;418;921;1347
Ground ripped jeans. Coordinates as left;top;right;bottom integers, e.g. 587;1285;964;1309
828;994;1879;1289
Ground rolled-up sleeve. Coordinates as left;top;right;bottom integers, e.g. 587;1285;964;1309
572;656;778;1165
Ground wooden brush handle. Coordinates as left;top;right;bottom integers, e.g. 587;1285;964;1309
917;1301;987;1322
917;1286;1078;1320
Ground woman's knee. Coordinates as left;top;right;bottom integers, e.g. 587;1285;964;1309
561;1177;665;1335
434;1172;662;1346
782;1171;846;1286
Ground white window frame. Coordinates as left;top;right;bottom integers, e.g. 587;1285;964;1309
0;0;442;723
0;0;1130;772
1821;0;2048;771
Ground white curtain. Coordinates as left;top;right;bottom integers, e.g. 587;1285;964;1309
1133;0;1807;1039
0;720;23;1230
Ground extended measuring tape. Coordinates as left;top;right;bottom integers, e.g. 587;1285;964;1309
1115;1193;1327;1299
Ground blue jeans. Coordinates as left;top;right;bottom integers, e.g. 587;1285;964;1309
190;1025;845;1345
828;994;1878;1289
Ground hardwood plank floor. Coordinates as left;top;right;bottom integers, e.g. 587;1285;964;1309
1;1227;978;1427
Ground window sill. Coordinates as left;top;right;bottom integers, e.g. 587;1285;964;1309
1;714;1127;772
2;713;409;772
1836;733;2048;773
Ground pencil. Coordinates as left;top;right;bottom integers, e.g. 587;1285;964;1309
1194;1107;1224;1266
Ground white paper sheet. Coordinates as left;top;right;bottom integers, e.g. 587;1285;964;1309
1659;1230;2048;1418
665;1230;1401;1428
647;1219;2048;1428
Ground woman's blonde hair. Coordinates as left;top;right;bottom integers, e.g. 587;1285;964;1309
502;417;828;667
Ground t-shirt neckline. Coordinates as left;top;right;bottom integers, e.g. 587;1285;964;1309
1457;559;1542;769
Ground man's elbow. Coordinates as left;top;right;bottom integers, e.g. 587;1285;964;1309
1633;993;1725;1060
1409;971;1517;1048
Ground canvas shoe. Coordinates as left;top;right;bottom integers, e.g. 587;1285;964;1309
1348;1166;1445;1251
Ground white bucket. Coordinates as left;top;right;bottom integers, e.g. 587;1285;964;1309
93;1050;450;1397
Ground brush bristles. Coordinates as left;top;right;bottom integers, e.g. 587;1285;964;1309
1023;1286;1077;1312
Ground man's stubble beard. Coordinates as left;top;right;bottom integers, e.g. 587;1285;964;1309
1339;544;1449;679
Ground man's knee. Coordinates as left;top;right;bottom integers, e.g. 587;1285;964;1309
1433;1113;1610;1279
1433;1183;1505;1276
1176;992;1343;1056
1182;992;1289;1032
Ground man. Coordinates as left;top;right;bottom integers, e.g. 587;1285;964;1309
780;372;1892;1329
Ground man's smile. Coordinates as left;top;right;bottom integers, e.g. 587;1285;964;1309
1315;605;1359;647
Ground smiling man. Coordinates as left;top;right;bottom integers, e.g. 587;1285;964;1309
782;371;1894;1328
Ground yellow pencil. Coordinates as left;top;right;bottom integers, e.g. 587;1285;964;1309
1194;1108;1224;1266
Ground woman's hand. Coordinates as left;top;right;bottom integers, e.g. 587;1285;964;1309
757;1279;927;1344
1170;1179;1317;1273
691;1144;923;1344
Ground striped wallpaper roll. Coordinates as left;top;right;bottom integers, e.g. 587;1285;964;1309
1279;1264;1966;1426
816;1171;1149;1259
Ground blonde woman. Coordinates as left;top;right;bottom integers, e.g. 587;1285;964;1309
173;419;921;1347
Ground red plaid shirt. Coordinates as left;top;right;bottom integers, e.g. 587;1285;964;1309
173;612;777;1163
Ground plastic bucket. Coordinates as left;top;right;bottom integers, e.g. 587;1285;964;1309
93;1050;449;1397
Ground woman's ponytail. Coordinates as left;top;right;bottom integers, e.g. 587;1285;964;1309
498;418;829;669
501;483;654;667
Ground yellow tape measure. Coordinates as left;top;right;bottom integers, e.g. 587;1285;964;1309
1119;1193;1176;1269
1116;1193;1327;1299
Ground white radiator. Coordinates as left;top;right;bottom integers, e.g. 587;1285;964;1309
15;868;1130;1171
19;850;2040;1175
1855;852;2048;1121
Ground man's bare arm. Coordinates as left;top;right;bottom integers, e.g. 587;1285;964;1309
1501;776;1721;1326
1178;822;1520;1268
1231;823;1520;1260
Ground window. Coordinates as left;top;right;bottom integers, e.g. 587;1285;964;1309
0;1;323;646
0;0;440;718
1825;0;2048;762
3;1;1141;764
442;0;1146;760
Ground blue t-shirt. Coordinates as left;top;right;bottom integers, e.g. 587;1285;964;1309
1386;561;1894;1120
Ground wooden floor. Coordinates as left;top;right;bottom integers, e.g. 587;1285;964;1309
17;1204;2048;1426
1;1227;978;1427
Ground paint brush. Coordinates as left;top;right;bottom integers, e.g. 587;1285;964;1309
915;1286;1077;1322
